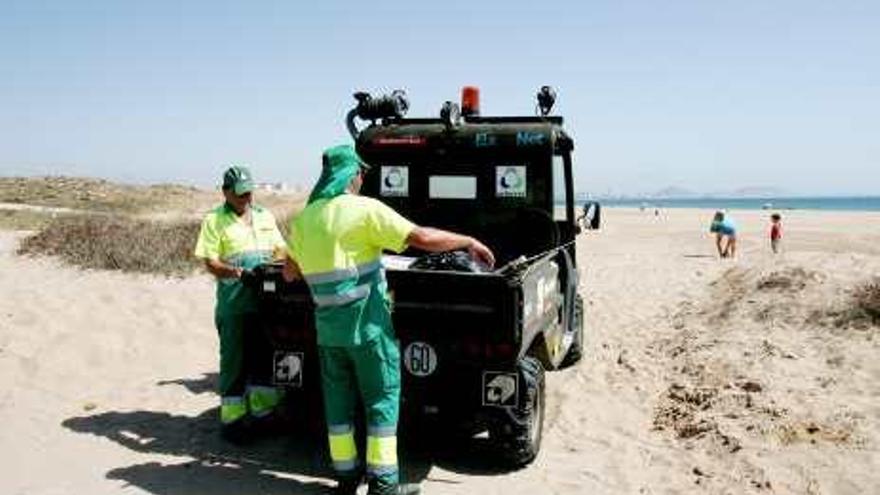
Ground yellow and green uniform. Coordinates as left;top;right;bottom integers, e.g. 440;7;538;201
194;203;286;426
290;173;415;490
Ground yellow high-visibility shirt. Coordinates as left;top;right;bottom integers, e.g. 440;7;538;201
288;194;415;346
195;203;285;313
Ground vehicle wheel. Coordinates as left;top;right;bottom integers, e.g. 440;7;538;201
489;356;545;468
559;296;584;368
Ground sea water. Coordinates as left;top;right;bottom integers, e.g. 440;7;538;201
578;197;880;212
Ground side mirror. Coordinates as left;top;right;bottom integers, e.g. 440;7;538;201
578;201;601;231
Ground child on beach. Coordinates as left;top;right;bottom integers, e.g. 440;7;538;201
770;213;783;253
709;210;737;258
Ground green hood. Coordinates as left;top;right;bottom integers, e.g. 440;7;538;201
307;144;365;205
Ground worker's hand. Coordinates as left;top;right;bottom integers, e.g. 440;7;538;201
239;268;258;288
467;238;495;270
282;257;302;283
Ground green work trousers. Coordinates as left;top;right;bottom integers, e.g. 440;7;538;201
319;330;401;489
216;310;281;425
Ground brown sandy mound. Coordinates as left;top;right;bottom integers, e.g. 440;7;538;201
5;176;305;274
0;176;215;214
651;259;875;490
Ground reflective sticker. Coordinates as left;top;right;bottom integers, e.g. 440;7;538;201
475;132;497;148
263;280;276;293
273;351;304;386
375;136;426;146
482;371;518;407
403;341;438;377
496;166;527;198
381;166;409;197
516;131;546;147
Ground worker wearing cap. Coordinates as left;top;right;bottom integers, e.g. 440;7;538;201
283;145;494;495
194;165;287;441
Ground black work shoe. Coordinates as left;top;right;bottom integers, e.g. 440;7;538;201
220;420;251;445
332;476;362;495
367;482;421;495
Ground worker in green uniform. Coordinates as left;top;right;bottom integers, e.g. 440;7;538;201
283;145;495;495
194;165;287;442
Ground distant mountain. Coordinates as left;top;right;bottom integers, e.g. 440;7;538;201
726;186;787;198
651;186;697;198
577;185;790;201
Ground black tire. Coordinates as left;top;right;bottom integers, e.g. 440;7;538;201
489;356;546;468
559;296;584;368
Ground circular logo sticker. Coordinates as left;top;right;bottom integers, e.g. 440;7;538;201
500;168;523;189
403;341;438;377
384;168;404;188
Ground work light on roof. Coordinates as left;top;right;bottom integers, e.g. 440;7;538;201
536;86;556;116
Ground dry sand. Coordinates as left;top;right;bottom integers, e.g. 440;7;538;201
1;207;878;494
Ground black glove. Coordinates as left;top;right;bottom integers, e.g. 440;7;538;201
239;269;259;288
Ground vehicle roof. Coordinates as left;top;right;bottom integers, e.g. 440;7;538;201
356;116;573;160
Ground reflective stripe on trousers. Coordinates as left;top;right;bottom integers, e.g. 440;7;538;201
247;385;281;418
328;423;359;472
367;425;398;476
221;396;247;424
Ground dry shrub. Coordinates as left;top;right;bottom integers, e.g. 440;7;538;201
776;420;853;446
18;215;201;276
821;278;880;328
853;279;880;324
756;268;815;292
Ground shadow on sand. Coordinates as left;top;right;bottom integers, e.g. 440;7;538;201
62;374;516;494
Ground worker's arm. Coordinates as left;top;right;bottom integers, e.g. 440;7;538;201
406;227;495;269
203;258;243;279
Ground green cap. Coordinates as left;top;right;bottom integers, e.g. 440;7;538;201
307;145;369;205
222;165;255;195
324;144;370;172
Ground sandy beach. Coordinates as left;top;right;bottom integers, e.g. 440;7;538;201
1;207;878;495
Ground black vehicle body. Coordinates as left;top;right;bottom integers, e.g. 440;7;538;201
252;90;598;467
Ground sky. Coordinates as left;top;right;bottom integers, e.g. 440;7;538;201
2;0;878;196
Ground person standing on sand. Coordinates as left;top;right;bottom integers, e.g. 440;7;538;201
770;213;783;254
709;210;737;258
194;165;287;442
282;145;494;495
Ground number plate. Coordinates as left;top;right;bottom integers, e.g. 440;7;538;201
273;351;304;387
403;341;438;377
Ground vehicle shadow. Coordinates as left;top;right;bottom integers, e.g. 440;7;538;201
62;407;333;494
61;374;519;494
402;429;519;477
156;372;218;395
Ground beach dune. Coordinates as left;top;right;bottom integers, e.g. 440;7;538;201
0;207;878;494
